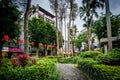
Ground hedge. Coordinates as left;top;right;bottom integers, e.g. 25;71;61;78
0;58;59;80
77;58;120;80
77;51;102;59
96;48;120;65
58;56;80;64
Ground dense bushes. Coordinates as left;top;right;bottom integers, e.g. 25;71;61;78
97;48;120;65
77;58;120;80
58;48;120;80
77;51;102;59
58;56;79;64
0;58;59;80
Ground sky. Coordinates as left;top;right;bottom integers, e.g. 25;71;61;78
31;0;120;39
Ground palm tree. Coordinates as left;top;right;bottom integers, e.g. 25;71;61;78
71;3;78;26
49;0;59;55
79;1;90;50
63;7;67;52
80;0;104;50
68;0;75;53
58;0;67;48
24;0;31;54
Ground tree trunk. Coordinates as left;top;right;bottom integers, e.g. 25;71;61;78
64;17;67;52
55;0;59;56
0;42;3;58
88;11;94;51
60;18;63;47
68;0;73;53
24;0;31;54
105;0;112;51
36;48;39;57
45;48;47;57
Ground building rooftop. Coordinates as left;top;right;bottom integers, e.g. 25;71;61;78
38;6;55;18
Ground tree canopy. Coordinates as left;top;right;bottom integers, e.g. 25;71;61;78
76;32;87;51
0;0;21;58
29;17;56;48
93;14;120;40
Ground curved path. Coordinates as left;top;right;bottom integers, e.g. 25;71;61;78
57;63;91;80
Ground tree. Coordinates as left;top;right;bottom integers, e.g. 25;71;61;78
24;0;31;54
71;3;78;26
29;17;56;57
80;0;104;50
49;0;59;55
0;0;21;58
93;14;120;47
93;14;107;41
76;32;87;51
57;0;68;48
70;25;78;52
67;0;76;53
105;0;112;51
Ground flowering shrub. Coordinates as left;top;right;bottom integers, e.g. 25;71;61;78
11;54;38;67
12;59;19;68
0;59;59;80
17;54;30;66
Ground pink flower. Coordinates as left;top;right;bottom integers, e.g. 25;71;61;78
12;59;19;67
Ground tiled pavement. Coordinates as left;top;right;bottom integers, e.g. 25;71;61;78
57;63;91;80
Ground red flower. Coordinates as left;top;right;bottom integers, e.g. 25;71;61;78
17;54;30;66
12;59;19;67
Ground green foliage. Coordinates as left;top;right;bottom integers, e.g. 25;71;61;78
29;17;56;48
58;56;80;64
76;51;83;55
93;14;120;40
47;56;62;60
0;0;22;58
95;65;120;80
0;0;21;40
0;58;59;80
97;48;120;65
78;51;102;59
77;58;120;80
76;32;87;50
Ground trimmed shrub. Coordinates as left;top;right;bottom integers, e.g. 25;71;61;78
58;56;80;64
94;65;120;80
47;56;62;61
78;51;102;59
0;58;59;80
77;58;120;80
97;48;120;65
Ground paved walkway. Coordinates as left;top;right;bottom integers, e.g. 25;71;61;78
57;63;91;80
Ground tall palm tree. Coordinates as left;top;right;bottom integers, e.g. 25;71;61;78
80;0;104;50
71;3;78;26
49;0;59;55
24;0;31;54
63;7;67;52
58;0;67;49
79;1;90;50
68;0;75;53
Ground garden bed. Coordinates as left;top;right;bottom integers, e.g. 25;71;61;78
0;58;59;80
